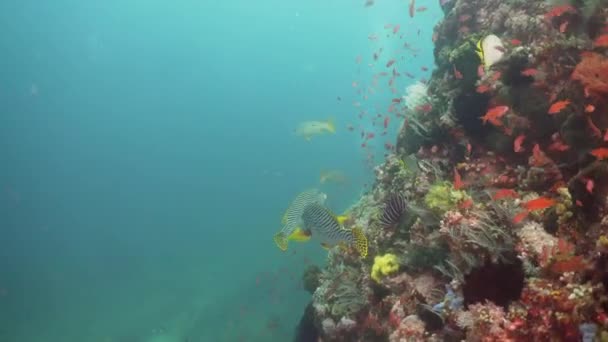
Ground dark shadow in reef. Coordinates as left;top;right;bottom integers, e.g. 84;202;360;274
294;302;319;342
462;258;525;308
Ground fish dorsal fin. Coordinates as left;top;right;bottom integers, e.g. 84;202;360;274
336;215;349;225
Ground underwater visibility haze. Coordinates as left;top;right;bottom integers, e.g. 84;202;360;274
5;0;608;341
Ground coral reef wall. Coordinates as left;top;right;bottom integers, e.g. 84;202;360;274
302;0;608;341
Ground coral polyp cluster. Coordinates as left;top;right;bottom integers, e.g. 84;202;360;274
296;0;608;341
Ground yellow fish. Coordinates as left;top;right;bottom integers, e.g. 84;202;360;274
319;169;347;184
294;119;336;141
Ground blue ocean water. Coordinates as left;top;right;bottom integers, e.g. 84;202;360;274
0;1;440;341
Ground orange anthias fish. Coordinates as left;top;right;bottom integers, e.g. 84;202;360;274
512;210;529;224
521;68;538;77
594;34;608;47
454;168;464;190
548;100;571;114
531;144;551;166
545;5;575;19
453;65;463;79
459;198;473;209
481;105;509;126
493;189;519;200
584;178;594;194
523;197;556;211
587;117;602;138
514;134;526;152
409;0;415;18
590;147;608;159
585;104;596;113
476;84;491;93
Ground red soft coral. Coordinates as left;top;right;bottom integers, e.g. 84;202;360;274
571;53;608;96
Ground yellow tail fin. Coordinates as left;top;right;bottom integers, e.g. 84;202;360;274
273;232;288;251
351;227;368;258
326;118;336;134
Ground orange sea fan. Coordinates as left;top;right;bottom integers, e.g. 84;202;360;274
571;53;608;95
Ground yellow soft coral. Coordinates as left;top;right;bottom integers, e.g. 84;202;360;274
371;253;399;282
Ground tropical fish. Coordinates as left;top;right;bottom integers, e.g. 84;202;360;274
590;148;608;159
453;168;464;190
294;119;336;141
320;169;348;184
548;100;571;114
409;0;415;18
273;189;327;251
480;105;509;126
493;189;518;200
514;134;526;152
521;68;538;77
300;203;368;257
594;34;608;47
379;193;407;227
585;104;595;113
523;197;556;211
476;34;505;70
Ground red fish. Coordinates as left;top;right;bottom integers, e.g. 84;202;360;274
453;168;464;190
590;148;608;159
559;21;569;33
481;105;509;126
476;84;490;93
545;5;575;19
386;59;396;67
459;14;471;22
415;103;433;113
409;0;415;18
421;66;428;71
514;134;526;152
548;100;571;114
594;34;608;47
392;98;402;103
548;140;570;152
459;198;473;209
585;104;596;113
493;189;519;200
512;211;529;224
523;197;556;211
511;39;522;45
532;144;551;166
383;116;390;129
587;117;602;138
453;65;463;79
521;68;538;77
585;179;594;193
